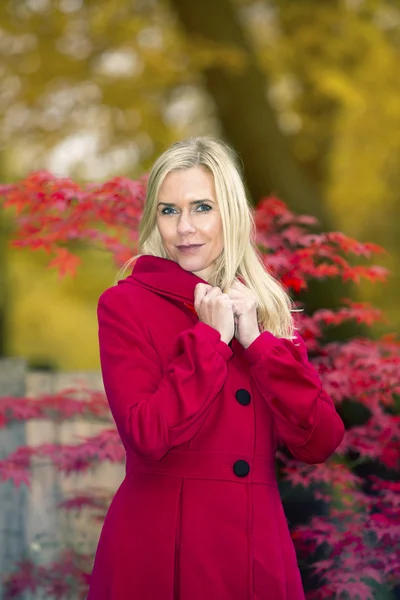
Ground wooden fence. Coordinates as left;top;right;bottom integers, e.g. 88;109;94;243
0;359;124;598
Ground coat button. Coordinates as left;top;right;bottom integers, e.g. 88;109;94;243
235;389;251;406
233;460;250;477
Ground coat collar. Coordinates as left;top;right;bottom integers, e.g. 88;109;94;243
119;255;210;314
120;254;245;356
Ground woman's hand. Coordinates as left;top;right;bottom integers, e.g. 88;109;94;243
226;280;260;349
194;283;235;346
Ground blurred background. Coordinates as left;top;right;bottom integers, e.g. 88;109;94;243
0;0;399;368
0;2;400;598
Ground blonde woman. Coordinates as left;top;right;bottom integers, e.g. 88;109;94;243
87;137;344;600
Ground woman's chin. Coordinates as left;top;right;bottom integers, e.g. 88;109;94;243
174;256;211;279
177;257;206;271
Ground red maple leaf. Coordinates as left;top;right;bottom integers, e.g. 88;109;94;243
47;248;81;278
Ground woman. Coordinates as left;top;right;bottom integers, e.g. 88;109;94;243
87;136;344;600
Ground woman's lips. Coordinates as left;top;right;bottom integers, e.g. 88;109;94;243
177;244;204;253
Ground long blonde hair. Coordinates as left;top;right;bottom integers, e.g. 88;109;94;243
114;136;295;339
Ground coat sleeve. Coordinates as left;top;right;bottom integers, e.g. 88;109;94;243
97;288;233;461
243;331;344;464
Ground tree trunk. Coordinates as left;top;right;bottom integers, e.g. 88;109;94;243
170;0;366;337
170;0;332;227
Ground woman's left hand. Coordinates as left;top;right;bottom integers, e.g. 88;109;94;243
226;280;261;349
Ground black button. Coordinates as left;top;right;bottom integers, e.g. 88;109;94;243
235;389;251;406
233;460;250;477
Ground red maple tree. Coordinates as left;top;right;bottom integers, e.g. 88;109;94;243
0;172;399;599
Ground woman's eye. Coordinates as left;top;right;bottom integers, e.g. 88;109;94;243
197;203;212;212
161;204;212;215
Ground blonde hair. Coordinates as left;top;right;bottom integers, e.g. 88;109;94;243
114;136;295;339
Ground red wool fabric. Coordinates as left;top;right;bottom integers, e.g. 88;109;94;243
87;255;344;600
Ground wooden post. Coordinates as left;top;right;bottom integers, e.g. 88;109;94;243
0;358;27;597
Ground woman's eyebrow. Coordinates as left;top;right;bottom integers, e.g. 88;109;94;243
158;199;215;206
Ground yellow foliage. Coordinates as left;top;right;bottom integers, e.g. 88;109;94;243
1;0;399;366
8;247;117;371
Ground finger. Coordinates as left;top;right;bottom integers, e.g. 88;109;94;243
219;293;234;309
232;280;247;289
226;288;243;299
195;285;222;312
231;300;243;315
226;288;251;303
203;286;224;300
194;283;212;307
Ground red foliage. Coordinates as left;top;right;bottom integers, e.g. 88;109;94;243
57;489;111;514
1;174;399;599
0;429;123;487
0;388;109;428
3;549;91;599
1;171;147;276
254;197;389;294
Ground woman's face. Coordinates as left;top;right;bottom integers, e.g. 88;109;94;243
156;166;224;282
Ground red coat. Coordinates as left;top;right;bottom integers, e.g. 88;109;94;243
87;255;344;600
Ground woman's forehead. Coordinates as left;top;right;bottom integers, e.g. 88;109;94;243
158;167;216;202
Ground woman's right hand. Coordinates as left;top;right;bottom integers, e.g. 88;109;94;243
194;283;235;345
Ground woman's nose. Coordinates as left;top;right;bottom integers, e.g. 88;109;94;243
177;213;196;234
